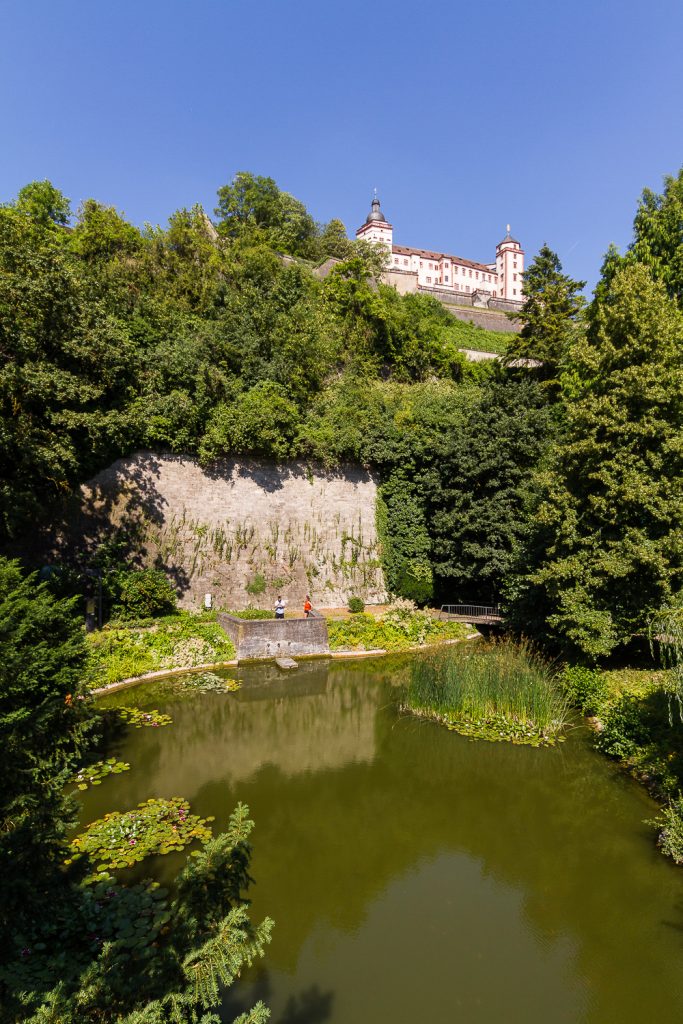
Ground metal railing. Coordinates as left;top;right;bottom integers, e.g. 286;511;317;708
440;604;502;621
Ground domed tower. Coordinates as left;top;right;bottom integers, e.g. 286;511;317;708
495;225;524;302
356;193;393;251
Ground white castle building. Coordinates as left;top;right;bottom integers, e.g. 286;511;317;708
356;195;524;307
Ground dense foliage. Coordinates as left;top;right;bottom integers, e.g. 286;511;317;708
2;165;682;650
0;171;549;613
87;613;236;686
0;559;270;1022
327;601;469;651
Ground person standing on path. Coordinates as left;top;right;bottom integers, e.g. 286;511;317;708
303;594;312;618
274;596;285;620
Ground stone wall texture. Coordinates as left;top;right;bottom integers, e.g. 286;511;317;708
73;454;387;611
217;612;330;660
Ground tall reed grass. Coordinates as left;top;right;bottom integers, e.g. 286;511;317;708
405;641;568;745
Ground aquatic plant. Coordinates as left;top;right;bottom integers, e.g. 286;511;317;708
67;798;214;876
71;758;131;791
180;671;239;692
405;642;568;746
115;707;172;728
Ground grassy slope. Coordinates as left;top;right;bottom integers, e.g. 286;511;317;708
447;317;512;356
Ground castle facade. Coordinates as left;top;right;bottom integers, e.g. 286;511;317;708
356;196;524;308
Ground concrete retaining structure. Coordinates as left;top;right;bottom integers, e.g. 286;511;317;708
217;612;330;661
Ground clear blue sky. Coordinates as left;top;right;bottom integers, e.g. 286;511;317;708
3;0;682;290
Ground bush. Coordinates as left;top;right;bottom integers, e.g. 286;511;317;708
112;569;177;620
650;797;683;864
348;596;365;613
328;608;468;652
229;607;273;619
559;665;608;716
397;559;434;605
245;574;266;596
595;693;652;761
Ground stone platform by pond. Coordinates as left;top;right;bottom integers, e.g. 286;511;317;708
217;611;330;662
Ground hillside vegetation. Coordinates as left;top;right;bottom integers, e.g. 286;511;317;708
1;168;683;658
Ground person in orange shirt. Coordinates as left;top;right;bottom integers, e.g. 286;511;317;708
303;594;312;618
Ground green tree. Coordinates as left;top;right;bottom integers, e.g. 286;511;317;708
513;263;683;658
215;172;316;257
427;374;555;603
630;167;683;306
505;244;585;379
70;199;143;262
14;180;71;227
0;559;93;948
0;559;273;1022
199;381;300;462
316;218;353;260
0;203;139;540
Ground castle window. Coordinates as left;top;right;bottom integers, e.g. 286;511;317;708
469;270;472;277
475;271;479;279
445;275;449;282
426;276;432;283
513;289;517;295
466;285;470;292
513;273;517;281
394;258;399;264
404;259;408;266
420;261;423;267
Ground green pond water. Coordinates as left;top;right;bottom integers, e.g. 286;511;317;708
90;654;683;1023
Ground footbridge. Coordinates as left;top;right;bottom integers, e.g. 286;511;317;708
439;604;503;625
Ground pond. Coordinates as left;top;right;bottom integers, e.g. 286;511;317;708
91;654;683;1023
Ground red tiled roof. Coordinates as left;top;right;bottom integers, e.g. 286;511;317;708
392;244;494;274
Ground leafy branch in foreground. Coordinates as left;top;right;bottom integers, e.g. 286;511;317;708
5;805;273;1023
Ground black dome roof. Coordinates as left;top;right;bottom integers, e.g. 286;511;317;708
366;196;387;223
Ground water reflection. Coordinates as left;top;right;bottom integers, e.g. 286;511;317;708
93;655;683;1023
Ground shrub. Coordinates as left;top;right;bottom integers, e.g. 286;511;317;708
245;574;266;596
229;607;273;619
559;665;608;716
397;559;434;604
650;797;683;864
348;596;365;613
595;694;652;760
113;568;177;620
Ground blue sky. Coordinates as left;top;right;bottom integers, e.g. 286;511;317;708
2;0;682;290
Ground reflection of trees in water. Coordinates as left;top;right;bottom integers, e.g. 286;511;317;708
102;658;683;1021
220;972;333;1024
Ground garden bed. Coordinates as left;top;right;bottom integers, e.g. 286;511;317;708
86;613;236;687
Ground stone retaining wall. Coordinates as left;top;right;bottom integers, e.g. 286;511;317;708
217;612;330;661
64;454;387;611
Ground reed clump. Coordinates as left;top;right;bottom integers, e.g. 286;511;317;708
405;641;568;746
